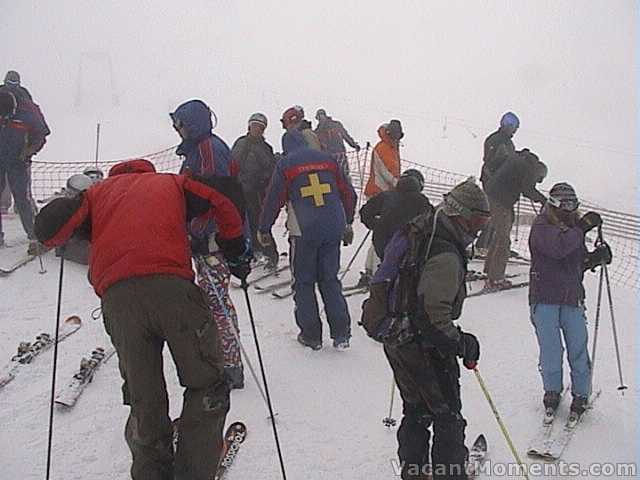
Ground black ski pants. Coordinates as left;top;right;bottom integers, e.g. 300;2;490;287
0;158;35;240
102;275;230;480
384;341;469;480
244;189;278;262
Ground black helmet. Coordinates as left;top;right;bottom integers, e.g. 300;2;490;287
387;119;404;141
401;168;425;190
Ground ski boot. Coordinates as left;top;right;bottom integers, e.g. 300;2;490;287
297;333;322;351
224;365;245;390
569;395;588;420
483;278;513;292
332;337;350;350
27;240;45;256
354;271;372;289
263;256;279;272
543;391;561;424
12;342;31;361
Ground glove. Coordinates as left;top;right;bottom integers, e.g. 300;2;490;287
227;256;251;282
342;224;354;246
584;243;613;271
577;211;603;234
354;144;361;153
458;331;480;370
257;231;273;247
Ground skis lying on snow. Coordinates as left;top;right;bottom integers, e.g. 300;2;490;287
0;316;82;389
467;434;488;479
465;270;522;283
171;419;247;479
214;422;248;479
231;264;289;289
253;277;292;293
0;254;37;276
527;390;601;461
271;287;294;299
55;346;116;407
466;281;529;298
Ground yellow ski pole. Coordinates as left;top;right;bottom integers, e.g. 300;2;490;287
474;367;530;480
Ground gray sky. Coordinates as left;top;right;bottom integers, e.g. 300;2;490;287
2;0;637;209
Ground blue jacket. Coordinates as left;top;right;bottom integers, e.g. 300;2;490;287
0;100;50;166
172;100;237;239
260;130;356;240
528;208;587;306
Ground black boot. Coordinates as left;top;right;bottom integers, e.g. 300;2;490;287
570;395;588;417
543;391;561;411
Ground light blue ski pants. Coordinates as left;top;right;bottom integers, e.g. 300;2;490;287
530;304;591;397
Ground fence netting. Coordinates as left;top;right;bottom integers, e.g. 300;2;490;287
30;145;639;290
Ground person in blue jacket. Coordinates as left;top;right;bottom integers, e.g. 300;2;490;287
258;130;357;350
171;99;247;389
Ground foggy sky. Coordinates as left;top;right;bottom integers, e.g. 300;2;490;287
1;0;637;210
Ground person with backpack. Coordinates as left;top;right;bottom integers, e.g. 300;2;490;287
361;178;489;480
359;168;432;260
34;158;248;480
0;90;49;252
358;119;404;287
259;129;357;350
529;182;611;419
483;148;547;291
231;112;279;270
476;112;519;252
171;99;246;389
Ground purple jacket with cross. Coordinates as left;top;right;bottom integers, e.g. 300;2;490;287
528;208;587;306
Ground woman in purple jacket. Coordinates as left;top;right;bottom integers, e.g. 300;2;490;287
528;182;610;419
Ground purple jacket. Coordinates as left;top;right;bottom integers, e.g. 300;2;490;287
528;209;587;306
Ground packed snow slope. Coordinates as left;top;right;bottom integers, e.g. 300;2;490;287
0;218;637;479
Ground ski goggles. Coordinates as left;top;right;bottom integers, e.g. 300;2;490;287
170;113;184;131
547;196;580;212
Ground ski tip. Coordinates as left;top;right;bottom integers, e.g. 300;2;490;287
472;434;487;451
226;421;247;441
65;315;82;325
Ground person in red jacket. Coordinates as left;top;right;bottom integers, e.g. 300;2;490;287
35;159;250;480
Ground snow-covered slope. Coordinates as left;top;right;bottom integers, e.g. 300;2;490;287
0;218;636;479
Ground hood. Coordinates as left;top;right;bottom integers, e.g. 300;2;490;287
171;99;213;140
282;130;308;155
396;175;422;193
108;159;156;177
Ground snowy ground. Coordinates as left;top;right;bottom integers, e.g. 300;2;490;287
0;217;637;479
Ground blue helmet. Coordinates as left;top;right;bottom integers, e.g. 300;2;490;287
500;111;520;130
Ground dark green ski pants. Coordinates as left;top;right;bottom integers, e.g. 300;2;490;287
102;275;230;480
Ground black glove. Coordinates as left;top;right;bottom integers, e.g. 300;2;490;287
354;144;361;153
458;331;480;370
227;256;251;282
217;236;252;281
584;243;613;271
343;224;354;246
577;211;603;234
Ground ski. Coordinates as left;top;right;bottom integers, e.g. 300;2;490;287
271;287;294;299
466;281;529;298
543;390;601;461
526;387;570;459
0;316;82;389
214;421;247;479
231;264;288;289
467;434;488;479
344;287;369;298
253;277;292;293
0;254;37;276
55;346;116;407
465;271;521;283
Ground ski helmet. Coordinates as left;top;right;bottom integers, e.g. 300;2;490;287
548;182;580;212
4;70;20;86
281;105;304;129
83;167;105;182
66;174;94;196
315;108;327;120
0;91;17;118
248;112;268;128
500;112;520;131
401;169;425;190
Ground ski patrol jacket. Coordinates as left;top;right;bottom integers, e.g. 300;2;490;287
172;99;239;241
34;159;245;297
314;116;358;156
0;96;49;166
528;208;587;306
259;130;357;240
364;125;401;198
480;128;515;185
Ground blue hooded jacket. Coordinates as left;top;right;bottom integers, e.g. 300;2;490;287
0;98;49;166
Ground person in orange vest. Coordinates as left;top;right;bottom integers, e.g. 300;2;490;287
357;120;403;287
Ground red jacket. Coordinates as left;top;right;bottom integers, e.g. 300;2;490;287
35;159;244;297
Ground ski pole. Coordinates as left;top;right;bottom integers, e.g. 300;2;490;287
514;197;521;241
339;229;371;282
201;264;274;414
46;254;65;480
602;263;627;393
473;367;530;480
382;378;397;428
588;259;605;398
241;281;287;480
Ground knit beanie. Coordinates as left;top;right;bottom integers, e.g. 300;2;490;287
441;178;490;219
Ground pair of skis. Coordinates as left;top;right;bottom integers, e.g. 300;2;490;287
0;316;82;389
172;419;247;479
527;390;601;461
